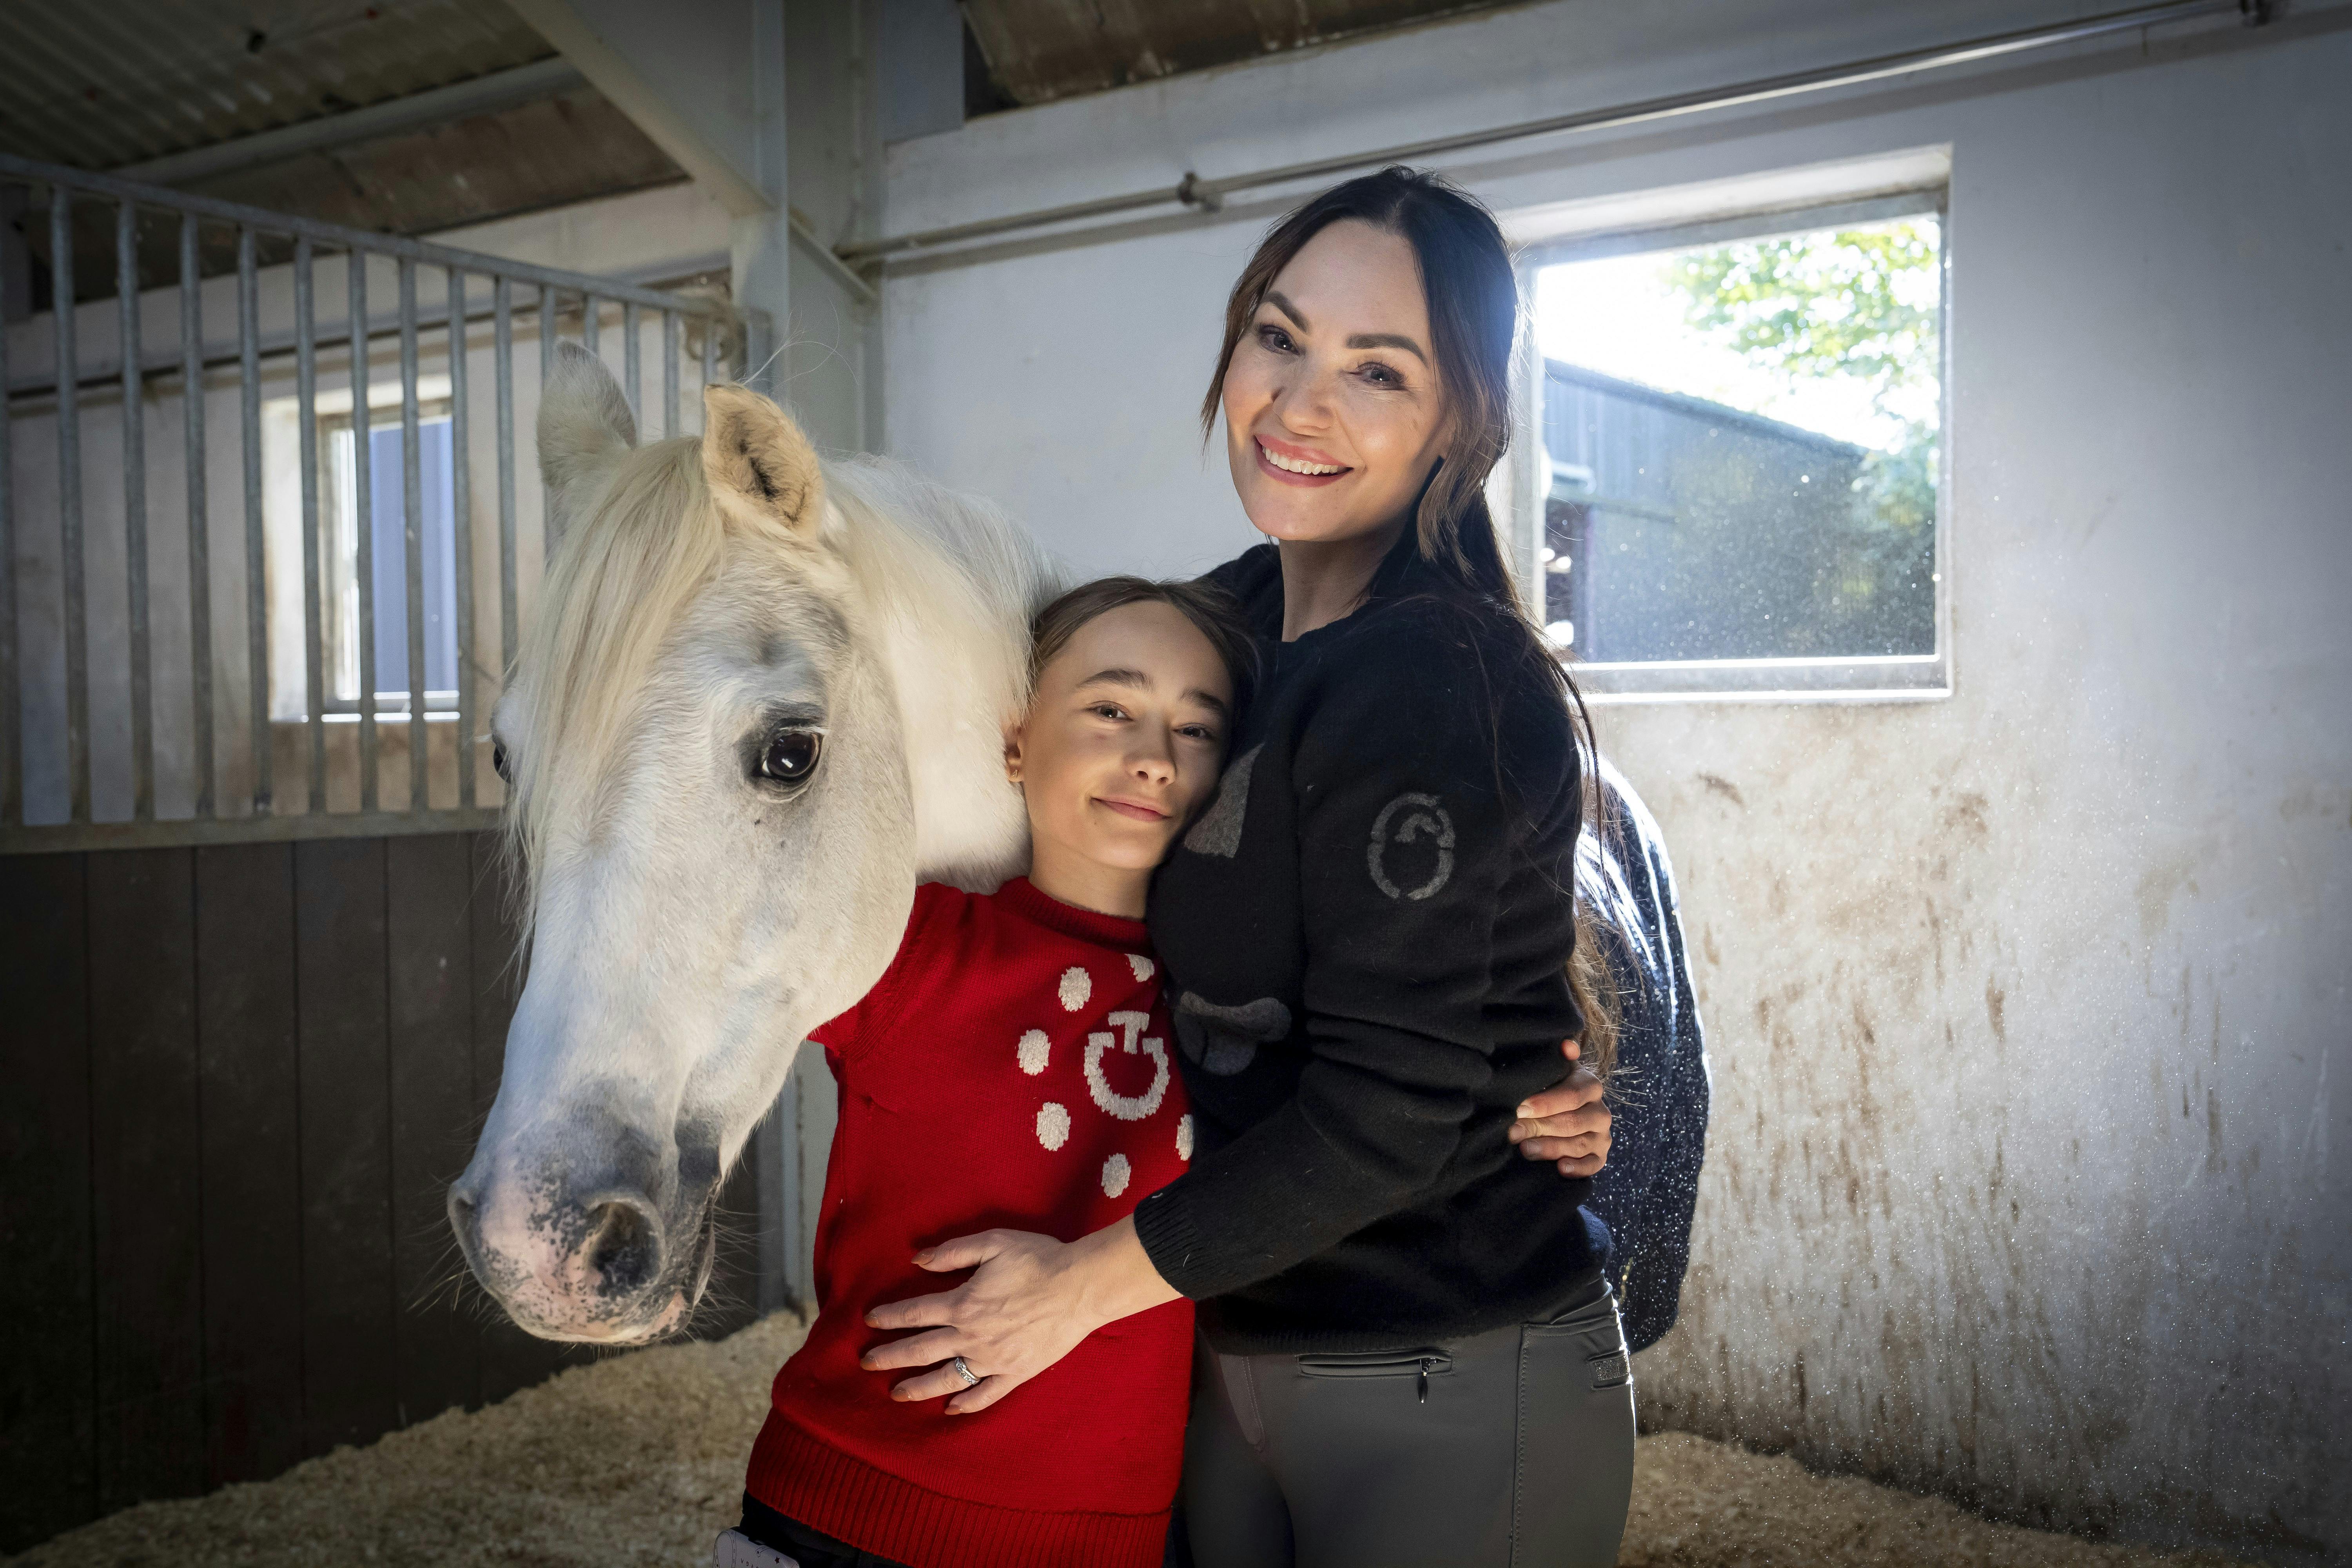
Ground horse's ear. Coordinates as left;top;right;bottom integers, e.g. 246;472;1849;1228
701;383;824;536
537;342;637;533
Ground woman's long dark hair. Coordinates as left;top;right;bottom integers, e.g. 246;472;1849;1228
1203;165;1619;1076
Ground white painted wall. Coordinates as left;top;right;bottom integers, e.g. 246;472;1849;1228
874;2;2352;1558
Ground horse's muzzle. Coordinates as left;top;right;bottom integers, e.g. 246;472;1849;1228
447;1151;717;1343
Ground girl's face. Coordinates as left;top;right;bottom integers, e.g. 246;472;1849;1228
1221;219;1451;549
1006;601;1235;884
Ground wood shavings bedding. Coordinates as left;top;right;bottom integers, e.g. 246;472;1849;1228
8;1314;2246;1568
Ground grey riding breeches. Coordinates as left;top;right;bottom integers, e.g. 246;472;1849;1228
1178;1281;1635;1568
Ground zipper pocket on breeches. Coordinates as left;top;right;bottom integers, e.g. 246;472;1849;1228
1296;1350;1455;1403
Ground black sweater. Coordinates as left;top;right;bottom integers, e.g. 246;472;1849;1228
1134;536;1601;1354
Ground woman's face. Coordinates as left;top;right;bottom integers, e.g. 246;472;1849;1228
1221;218;1450;549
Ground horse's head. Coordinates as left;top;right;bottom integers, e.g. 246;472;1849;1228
448;344;919;1343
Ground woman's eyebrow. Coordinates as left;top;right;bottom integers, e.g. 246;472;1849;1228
1347;332;1428;365
1185;689;1232;719
1263;291;1426;366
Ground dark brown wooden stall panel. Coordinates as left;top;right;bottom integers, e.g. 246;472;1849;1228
85;848;207;1512
194;842;305;1485
293;838;401;1457
387;833;483;1426
0;854;96;1549
0;831;789;1554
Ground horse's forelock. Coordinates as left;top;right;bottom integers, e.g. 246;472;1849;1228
502;437;817;922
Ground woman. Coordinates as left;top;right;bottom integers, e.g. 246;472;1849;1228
861;167;1630;1566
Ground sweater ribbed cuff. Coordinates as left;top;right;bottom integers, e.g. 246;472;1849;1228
1132;1183;1214;1301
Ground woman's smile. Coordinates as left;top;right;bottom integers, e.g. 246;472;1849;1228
1255;434;1352;485
1218;221;1452;615
1094;794;1171;822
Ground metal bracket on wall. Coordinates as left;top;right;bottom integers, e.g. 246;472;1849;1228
1174;172;1224;213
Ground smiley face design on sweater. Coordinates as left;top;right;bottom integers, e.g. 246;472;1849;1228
1020;953;1193;1196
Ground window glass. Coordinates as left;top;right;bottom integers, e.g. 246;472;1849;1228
1532;209;1941;664
325;415;459;708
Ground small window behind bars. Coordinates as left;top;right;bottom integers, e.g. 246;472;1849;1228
321;405;460;712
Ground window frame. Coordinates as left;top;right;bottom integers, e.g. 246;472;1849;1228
1510;173;1954;705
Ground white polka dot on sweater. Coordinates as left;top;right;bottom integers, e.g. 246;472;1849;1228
1017;1029;1050;1075
1176;1114;1194;1162
1058;966;1091;1011
1126;953;1154;982
1101;1153;1131;1198
1037;1102;1071;1151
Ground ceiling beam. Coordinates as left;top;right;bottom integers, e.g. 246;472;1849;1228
110;59;587;186
500;0;778;219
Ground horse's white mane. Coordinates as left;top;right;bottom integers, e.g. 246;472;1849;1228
824;454;1059;633
502;437;721;897
823;454;1061;889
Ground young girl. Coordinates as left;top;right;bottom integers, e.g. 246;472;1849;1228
720;577;1255;1568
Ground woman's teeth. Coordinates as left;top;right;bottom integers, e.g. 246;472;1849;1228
1261;442;1344;476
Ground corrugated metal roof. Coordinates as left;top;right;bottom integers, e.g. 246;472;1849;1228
961;0;1523;108
0;0;555;171
23;85;687;307
0;0;684;286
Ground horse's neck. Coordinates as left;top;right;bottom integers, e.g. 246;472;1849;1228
827;459;1056;892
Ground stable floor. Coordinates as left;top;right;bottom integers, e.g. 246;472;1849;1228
2;1313;2247;1568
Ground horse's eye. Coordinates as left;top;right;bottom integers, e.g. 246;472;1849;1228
759;730;822;784
492;739;513;784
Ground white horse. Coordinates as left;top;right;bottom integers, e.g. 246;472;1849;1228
448;343;1056;1343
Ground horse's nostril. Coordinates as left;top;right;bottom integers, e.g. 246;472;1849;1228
584;1200;659;1295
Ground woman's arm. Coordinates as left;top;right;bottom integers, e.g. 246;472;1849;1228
864;621;1600;1403
862;1040;1605;1416
865;1034;1607;1414
859;1216;1174;1414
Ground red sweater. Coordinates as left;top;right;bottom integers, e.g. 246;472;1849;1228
746;879;1196;1568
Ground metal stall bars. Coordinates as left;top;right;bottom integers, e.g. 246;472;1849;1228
0;152;747;854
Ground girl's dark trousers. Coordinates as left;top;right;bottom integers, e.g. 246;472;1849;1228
1175;1278;1635;1568
732;1495;913;1568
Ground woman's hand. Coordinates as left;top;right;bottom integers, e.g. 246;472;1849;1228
1509;1038;1611;1177
860;1214;1178;1414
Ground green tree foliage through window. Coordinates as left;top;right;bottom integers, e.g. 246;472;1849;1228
1668;220;1941;652
1668;223;1939;401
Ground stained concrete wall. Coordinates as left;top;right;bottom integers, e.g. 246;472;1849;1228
873;2;2352;1559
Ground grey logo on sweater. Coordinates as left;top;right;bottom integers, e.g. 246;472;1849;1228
1173;991;1291;1076
1368;792;1455;900
1183;744;1261;858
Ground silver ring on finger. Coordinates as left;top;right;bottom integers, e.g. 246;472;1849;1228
951;1356;981;1388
